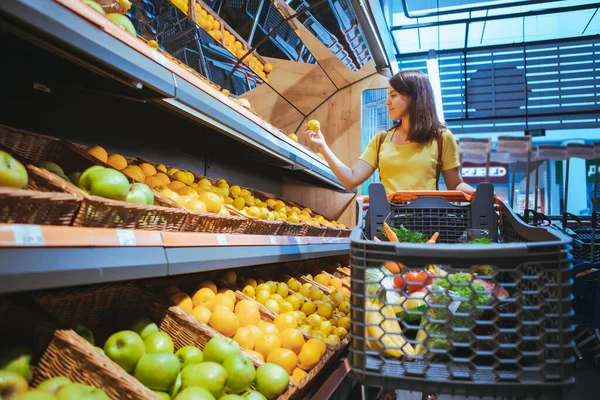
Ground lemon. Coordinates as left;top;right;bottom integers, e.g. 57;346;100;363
306;314;321;329
325;334;340;346
198;178;212;189
319;320;333;337
265;299;280;314
279;301;294;313
270;294;284;304
266;281;277;294
301;301;317;316
256;289;270;304
266;199;277;208
317;303;333;319
276;282;289;298
306;120;320;132
287;215;300;224
337;316;350;330
309;287;324;302
333;327;348;339
339;301;350;314
232;197;245;210
242;285;255;299
230;185;241;197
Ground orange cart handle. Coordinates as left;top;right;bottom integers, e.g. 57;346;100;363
360;190;471;204
359;191;503;210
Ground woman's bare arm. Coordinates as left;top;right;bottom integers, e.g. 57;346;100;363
442;167;475;194
306;128;375;190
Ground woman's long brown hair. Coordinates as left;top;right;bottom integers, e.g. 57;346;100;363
389;70;446;144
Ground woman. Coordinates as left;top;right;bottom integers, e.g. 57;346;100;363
305;70;474;195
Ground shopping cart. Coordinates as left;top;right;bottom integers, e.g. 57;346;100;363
350;182;574;398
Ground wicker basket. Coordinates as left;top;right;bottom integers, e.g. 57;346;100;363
0;126;188;230
0;125;105;173
34;282;258;358
34;330;159;400
243;215;284;235
129;158;266;234
0;298;153;400
304;224;327;237
0;165;82;225
325;226;346;237
0;297;56;360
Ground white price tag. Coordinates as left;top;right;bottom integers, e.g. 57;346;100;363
216;234;228;245
116;230;137;246
269;236;278;245
12;224;44;246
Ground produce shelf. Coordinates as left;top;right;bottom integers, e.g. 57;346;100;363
0;0;347;192
0;224;350;294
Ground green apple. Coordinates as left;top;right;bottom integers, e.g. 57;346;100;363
170;373;182;398
78;167;130;201
81;0;105;14
13;391;58;400
181;363;227;398
56;383;108;400
77;165;104;188
0;346;33;382
254;363;289;400
106;13;136;36
134;353;179;392
174;387;215;400
175;346;203;369
222;356;255;394
103;330;146;372
126;185;148;204
0;150;28;188
242;391;267;400
68;172;81;186
0;370;28;398
143;331;174;354
94;346;105;355
39;161;64;175
218;395;244;400
153;391;171;400
37;376;72;394
73;323;95;345
130;316;159;339
202;337;240;364
129;182;154;205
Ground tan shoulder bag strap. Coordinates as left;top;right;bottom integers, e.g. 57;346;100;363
375;129;390;171
435;135;444;190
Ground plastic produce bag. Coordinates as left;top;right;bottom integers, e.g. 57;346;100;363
415;272;497;355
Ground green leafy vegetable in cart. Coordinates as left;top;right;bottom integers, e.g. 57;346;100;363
467;237;494;244
415;272;492;355
472;265;497;275
378;225;428;244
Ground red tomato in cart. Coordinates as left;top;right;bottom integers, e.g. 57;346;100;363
394;271;432;293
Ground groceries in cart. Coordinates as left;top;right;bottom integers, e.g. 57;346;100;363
365;222;510;360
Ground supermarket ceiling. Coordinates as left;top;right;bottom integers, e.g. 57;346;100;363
382;0;600;54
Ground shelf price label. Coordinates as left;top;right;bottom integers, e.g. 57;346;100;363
12;224;45;246
216;234;228;245
116;230;137;246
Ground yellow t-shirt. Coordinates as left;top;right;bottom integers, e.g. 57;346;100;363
359;129;460;194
